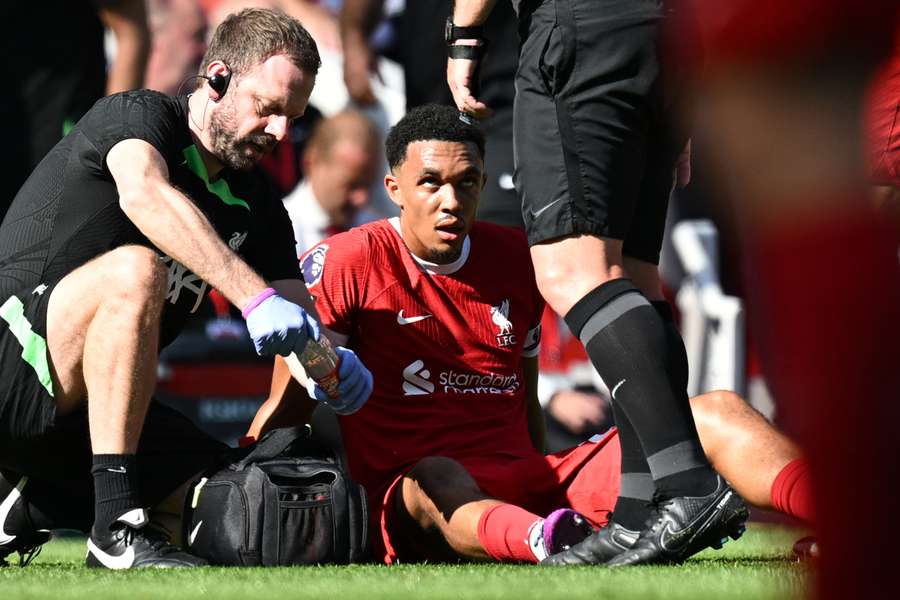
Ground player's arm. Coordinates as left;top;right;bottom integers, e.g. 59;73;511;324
246;280;354;440
246;356;316;440
523;356;546;454
98;0;151;94
107;138;269;309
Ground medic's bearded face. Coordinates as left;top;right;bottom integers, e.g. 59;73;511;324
385;139;486;264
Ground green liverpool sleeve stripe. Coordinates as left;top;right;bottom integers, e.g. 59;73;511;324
0;296;55;397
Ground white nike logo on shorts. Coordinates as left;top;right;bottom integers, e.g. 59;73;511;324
397;310;432;325
530;197;562;219
0;476;28;545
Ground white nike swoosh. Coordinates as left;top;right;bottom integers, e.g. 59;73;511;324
0;476;28;545
189;520;203;546
106;467;127;474
611;379;627;400
530;197;562;219
87;538;136;569
397;310;432;325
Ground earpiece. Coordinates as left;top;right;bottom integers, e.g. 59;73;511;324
206;69;232;100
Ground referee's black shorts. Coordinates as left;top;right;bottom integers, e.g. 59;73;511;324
515;0;687;265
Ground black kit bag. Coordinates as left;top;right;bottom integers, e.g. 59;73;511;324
182;426;369;566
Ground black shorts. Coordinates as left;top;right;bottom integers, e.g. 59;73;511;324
0;402;227;532
0;280;60;440
515;0;687;264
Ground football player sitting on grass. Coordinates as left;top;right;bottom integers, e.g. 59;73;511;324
246;105;813;566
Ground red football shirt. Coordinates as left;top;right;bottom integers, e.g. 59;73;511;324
300;218;545;498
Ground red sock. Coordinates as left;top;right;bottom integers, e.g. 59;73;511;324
476;503;543;563
770;458;814;523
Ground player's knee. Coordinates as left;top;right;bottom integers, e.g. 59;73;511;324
407;456;476;497
533;256;623;314
691;389;742;428
104;246;168;306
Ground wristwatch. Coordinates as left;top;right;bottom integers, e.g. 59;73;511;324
445;17;485;44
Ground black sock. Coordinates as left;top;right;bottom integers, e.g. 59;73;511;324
647;300;717;496
91;454;140;534
565;280;716;499
609;404;654;530
650;301;689;395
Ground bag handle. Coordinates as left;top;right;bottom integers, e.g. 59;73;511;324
233;425;312;470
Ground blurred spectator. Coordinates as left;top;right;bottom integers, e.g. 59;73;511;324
672;1;900;597
0;0;150;219
341;0;522;227
145;0;207;94
282;110;382;256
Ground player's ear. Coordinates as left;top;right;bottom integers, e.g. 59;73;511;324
384;171;402;209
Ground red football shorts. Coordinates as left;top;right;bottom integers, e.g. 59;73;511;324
867;53;900;186
374;429;622;564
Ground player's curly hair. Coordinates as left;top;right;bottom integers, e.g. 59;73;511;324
200;8;321;80
385;104;486;170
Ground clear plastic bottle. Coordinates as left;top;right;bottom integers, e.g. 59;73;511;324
295;335;341;398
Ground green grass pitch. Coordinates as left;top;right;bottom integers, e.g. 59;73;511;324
1;523;808;600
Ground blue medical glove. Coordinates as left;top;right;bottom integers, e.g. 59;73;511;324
243;289;320;357
305;346;373;415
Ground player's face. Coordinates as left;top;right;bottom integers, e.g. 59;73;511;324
209;54;315;171
386;140;485;264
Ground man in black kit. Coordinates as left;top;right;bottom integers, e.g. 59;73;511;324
446;0;747;566
0;8;371;569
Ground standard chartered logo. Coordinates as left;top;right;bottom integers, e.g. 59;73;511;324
402;360;434;395
402;359;519;396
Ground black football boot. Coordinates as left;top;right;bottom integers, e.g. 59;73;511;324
0;474;51;567
86;508;207;569
606;475;748;567
541;520;639;565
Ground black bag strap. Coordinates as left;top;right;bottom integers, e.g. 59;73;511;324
233;425;312;470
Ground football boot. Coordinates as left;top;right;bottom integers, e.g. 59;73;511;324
529;508;595;561
606;475;748;567
0;474;51;567
541;520;639;565
86;508;207;569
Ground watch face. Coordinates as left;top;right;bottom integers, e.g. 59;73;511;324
445;18;453;43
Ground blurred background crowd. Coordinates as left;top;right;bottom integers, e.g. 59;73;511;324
1;0;897;472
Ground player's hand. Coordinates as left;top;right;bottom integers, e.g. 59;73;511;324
306;346;373;415
547;390;608;435
447;51;492;119
244;290;320;357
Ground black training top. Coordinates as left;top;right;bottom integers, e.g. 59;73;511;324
0;90;300;347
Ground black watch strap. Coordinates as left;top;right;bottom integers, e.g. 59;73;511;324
445;18;485;43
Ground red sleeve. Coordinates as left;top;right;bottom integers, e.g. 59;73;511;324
299;229;370;337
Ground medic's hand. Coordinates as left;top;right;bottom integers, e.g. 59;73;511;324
305;346;373;415
243;288;320;357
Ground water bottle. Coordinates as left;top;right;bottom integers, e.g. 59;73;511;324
294;335;341;399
